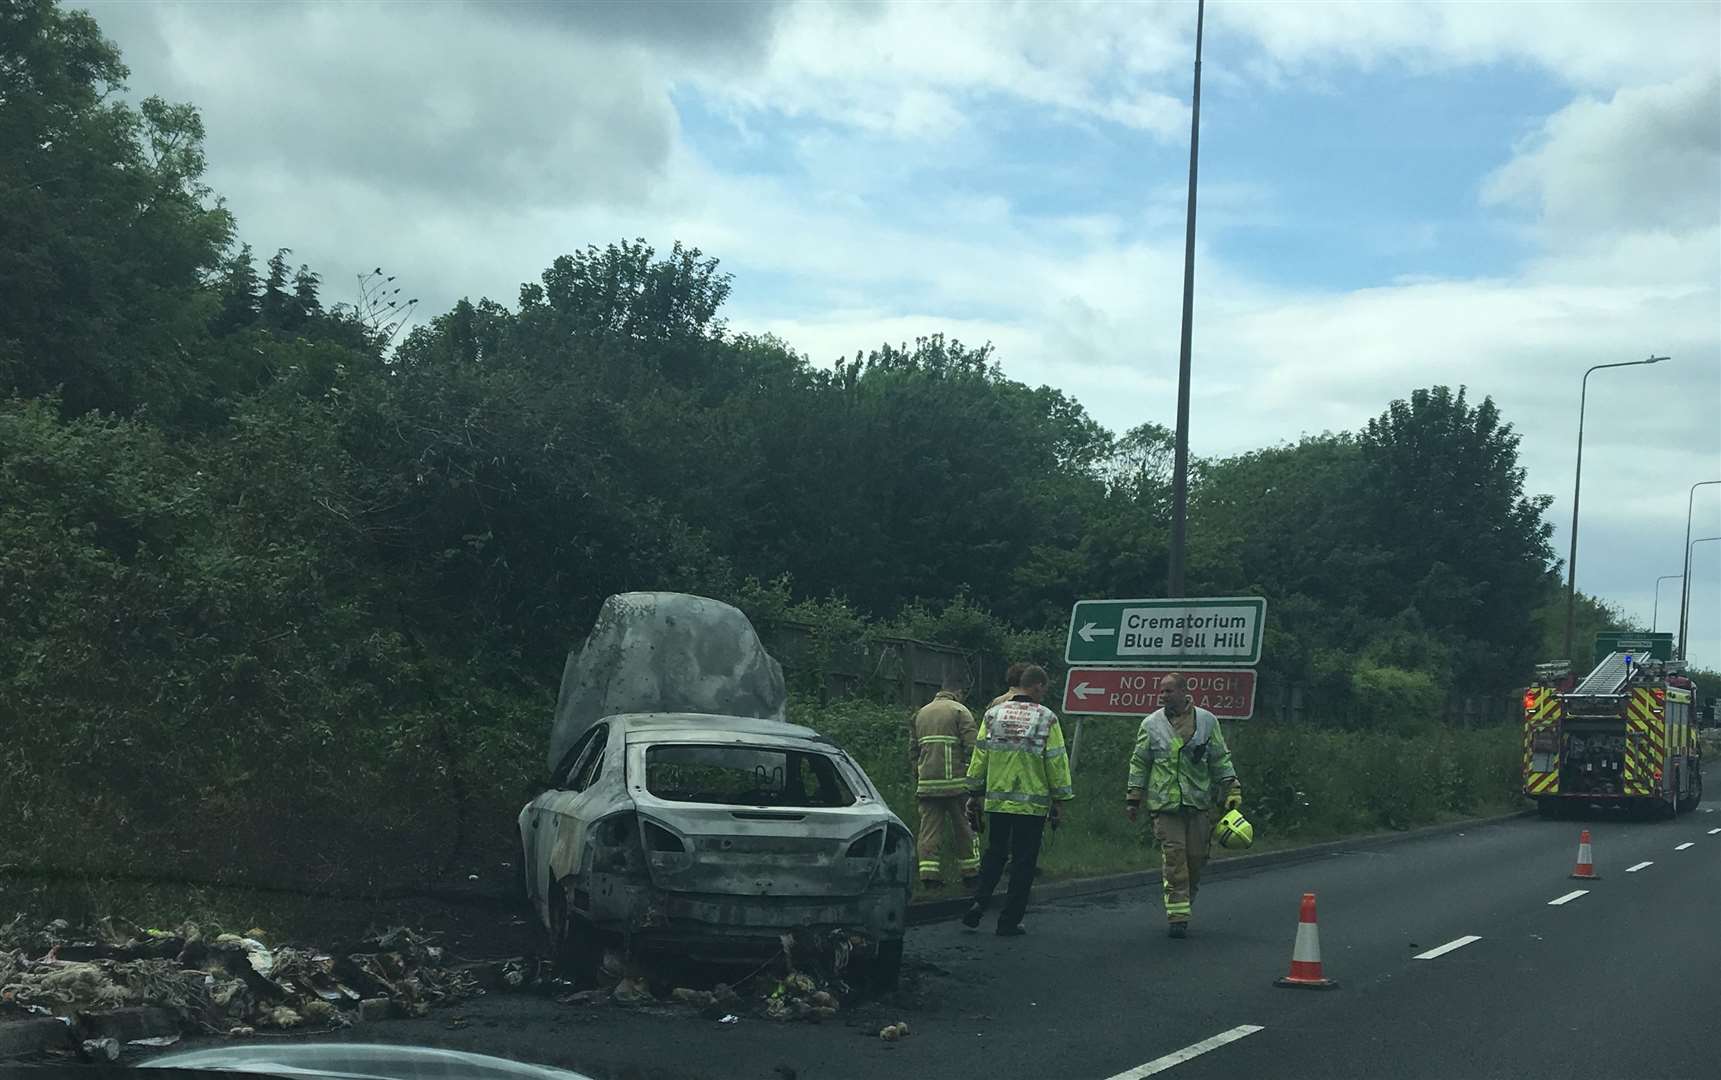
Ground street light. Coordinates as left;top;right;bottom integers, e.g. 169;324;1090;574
1166;0;1206;598
1681;535;1721;662
1562;355;1669;664
1677;480;1720;660
1652;573;1683;632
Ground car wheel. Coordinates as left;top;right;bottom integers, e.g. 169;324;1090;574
548;880;599;986
865;939;904;993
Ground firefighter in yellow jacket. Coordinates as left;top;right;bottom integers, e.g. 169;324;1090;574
910;677;980;887
962;665;1074;935
1125;672;1241;937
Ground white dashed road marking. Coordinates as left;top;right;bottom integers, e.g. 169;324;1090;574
1413;935;1482;960
1675;842;1694;851
1708;828;1720;835
1626;861;1654;872
1548;890;1589;906
1103;1025;1266;1079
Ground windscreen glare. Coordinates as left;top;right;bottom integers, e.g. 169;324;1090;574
644;744;857;808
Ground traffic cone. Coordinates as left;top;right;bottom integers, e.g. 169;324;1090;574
1274;892;1338;990
1570;829;1600;879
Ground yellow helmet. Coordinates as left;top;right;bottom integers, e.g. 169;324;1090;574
1213;808;1254;850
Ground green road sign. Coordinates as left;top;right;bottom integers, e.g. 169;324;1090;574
1593;631;1673;665
1065;596;1266;666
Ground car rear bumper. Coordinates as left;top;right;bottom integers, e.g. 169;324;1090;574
580;876;908;955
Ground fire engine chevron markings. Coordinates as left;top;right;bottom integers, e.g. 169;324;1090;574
1547;890;1588;906
1674;842;1694;851
1625;861;1653;872
1412;935;1481;959
1103;1025;1266;1079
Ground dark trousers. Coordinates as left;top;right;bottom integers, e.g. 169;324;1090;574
971;811;1046;928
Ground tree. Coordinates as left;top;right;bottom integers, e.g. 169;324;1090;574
259;247;291;329
0;0;232;419
290;264;322;328
210;243;261;336
1355;386;1555;688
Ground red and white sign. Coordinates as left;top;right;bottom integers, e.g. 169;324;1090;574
1062;667;1257;719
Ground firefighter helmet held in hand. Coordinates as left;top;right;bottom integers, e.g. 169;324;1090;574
1213;808;1254;850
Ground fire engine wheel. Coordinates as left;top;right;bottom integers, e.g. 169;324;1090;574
1677;765;1702;813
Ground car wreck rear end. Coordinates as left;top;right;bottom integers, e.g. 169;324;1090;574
567;716;911;973
523;715;913;984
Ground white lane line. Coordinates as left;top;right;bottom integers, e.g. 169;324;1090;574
1548;890;1589;906
1413;935;1482;960
1625;861;1654;873
1675;842;1695;851
1103;1025;1266;1079
1708;828;1720;835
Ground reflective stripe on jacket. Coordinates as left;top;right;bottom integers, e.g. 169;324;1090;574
966;697;1075;816
912;691;977;796
1126;707;1239;813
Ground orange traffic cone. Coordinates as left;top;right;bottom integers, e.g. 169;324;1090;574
1570;829;1600;879
1274;892;1339;990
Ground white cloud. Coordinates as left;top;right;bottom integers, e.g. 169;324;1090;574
1484;72;1721;236
1215;0;1721;90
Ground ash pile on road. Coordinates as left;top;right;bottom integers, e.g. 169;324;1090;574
553;927;883;1024
0;914;526;1041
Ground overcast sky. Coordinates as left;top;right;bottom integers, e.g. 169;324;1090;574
83;0;1721;668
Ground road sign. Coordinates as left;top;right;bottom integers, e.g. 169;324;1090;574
1593;631;1673;665
1064;596;1266;666
1062;667;1257;719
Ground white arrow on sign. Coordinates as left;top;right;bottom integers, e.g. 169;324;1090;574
1072;681;1102;700
1077;621;1116;643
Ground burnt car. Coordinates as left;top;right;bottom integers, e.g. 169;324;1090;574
516;592;912;986
517;712;912;984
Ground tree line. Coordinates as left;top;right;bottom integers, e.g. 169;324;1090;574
1;1;1660;891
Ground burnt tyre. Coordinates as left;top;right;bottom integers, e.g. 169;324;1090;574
861;938;903;993
546;880;600;986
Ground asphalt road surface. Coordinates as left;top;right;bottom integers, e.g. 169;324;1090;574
319;800;1721;1080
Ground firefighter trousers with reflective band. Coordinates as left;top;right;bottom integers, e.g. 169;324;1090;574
916;796;980;882
971;811;1046;928
1154;808;1213;923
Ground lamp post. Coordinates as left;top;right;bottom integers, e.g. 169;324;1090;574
1677;480;1720;660
1652;574;1683;632
1681;535;1721;662
1562;355;1669;663
1166;0;1205;598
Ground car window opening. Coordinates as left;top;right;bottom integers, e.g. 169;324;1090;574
645;744;856;807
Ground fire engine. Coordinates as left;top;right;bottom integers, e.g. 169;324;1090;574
1522;632;1703;818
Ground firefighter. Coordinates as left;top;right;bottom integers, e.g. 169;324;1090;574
962;665;1074;935
910;676;979;888
1125;671;1241;938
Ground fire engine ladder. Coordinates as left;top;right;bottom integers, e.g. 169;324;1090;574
1573;650;1637;697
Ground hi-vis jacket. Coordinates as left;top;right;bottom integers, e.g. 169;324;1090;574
911;690;978;797
1126;706;1239;813
966;696;1076;816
